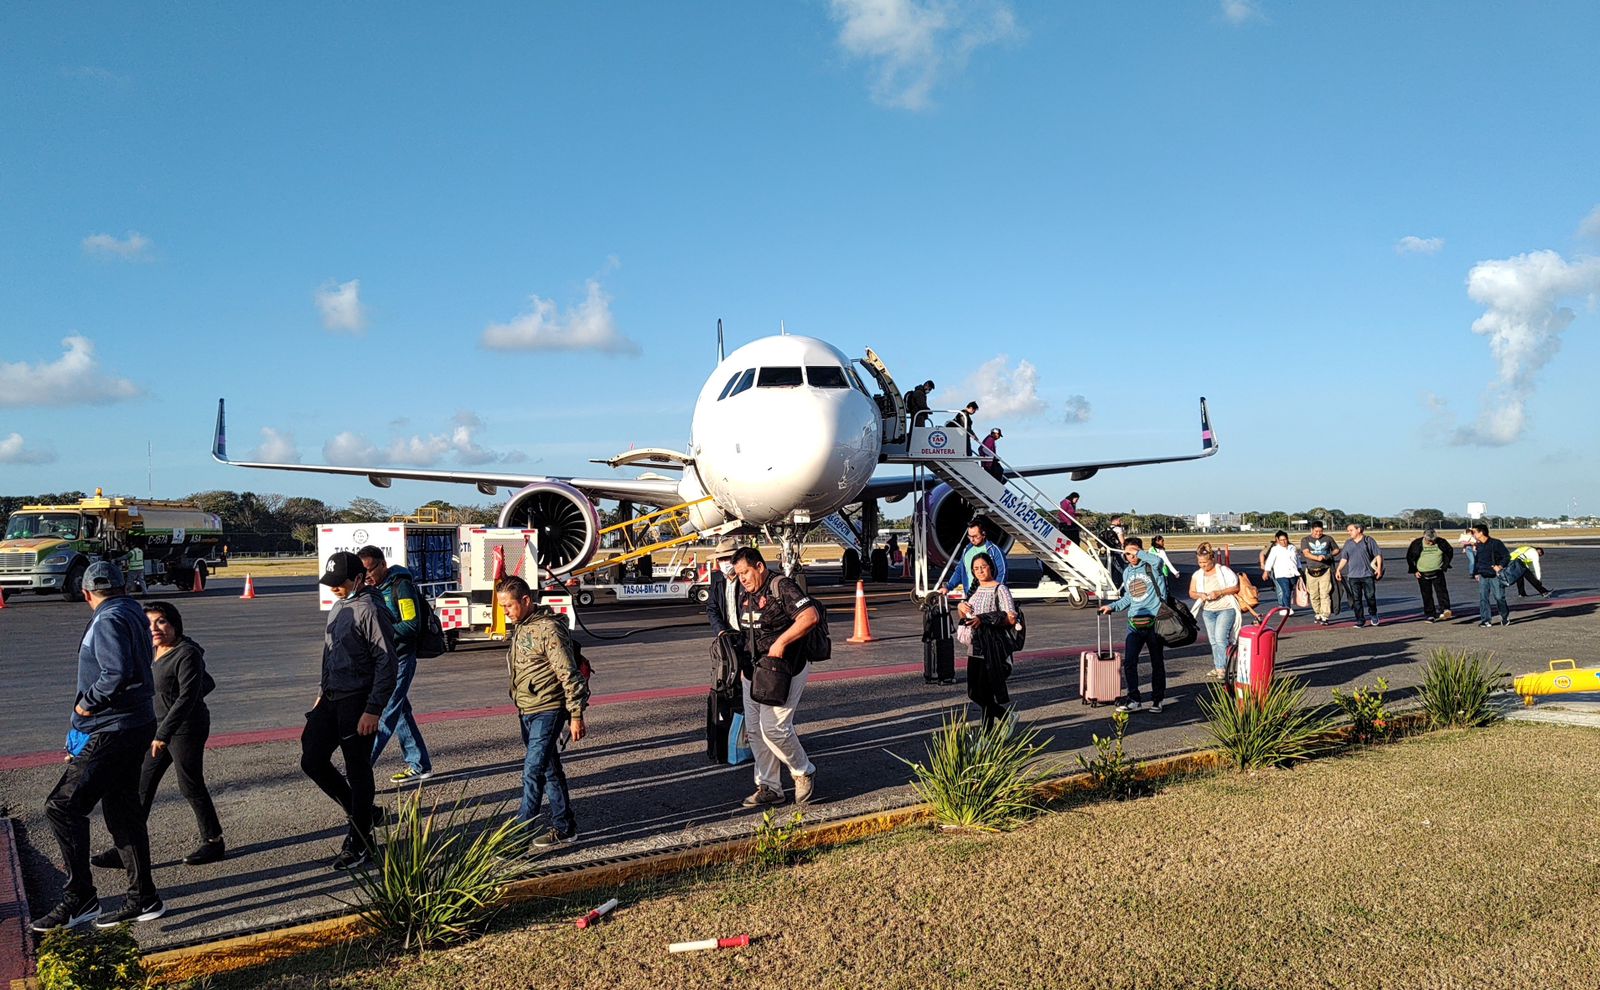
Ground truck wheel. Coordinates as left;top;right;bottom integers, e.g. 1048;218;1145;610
576;590;595;607
693;586;710;604
63;561;87;601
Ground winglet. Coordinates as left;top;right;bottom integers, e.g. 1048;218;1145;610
1200;397;1217;454
212;399;229;463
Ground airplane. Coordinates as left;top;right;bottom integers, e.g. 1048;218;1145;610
211;332;1217;575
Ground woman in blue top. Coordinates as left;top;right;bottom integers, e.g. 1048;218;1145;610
1098;537;1168;714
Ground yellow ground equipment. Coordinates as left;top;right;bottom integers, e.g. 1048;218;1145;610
1514;659;1600;705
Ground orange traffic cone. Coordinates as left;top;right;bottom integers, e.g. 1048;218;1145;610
0;587;8;609
191;568;204;594
846;580;876;643
239;574;256;600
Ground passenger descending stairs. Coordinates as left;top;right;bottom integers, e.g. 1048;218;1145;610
888;425;1120;602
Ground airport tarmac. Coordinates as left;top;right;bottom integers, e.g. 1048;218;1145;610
2;549;1597;951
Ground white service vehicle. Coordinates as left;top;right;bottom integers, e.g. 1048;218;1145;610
432;527;574;646
314;521;458;610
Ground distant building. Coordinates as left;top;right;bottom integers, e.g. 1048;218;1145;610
1188;512;1244;533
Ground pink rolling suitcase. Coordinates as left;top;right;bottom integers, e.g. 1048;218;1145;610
1080;613;1124;706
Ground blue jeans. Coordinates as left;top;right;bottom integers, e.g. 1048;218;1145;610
1273;577;1296;609
1477;575;1509;624
370;652;431;774
517;711;576;834
1347;577;1378;623
1200;608;1236;671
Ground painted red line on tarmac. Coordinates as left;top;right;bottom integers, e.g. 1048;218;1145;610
4;594;1592;772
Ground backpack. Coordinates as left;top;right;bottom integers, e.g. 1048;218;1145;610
1235;571;1260;609
710;632;747;696
1008;602;1027;653
414;594;447;659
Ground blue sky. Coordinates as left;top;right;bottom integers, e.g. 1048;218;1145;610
3;1;1598;520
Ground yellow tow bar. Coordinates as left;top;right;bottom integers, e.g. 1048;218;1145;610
1514;659;1600;705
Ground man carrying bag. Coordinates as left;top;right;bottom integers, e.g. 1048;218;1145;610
731;547;821;809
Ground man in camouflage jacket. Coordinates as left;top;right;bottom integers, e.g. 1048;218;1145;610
497;576;589;850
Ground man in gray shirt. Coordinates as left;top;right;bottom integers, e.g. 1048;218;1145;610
1335;524;1384;627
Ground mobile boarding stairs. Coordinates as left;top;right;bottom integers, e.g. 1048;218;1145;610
882;423;1120;607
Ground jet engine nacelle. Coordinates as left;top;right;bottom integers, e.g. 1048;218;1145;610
918;483;1014;570
498;481;602;575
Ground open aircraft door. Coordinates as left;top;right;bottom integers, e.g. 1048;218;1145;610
856;348;907;445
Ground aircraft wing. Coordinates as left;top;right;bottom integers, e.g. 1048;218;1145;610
209;400;682;505
860;397;1219;500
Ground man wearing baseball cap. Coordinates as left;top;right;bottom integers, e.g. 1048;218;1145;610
303;551;398;870
979;427;1005;483
34;561;164;931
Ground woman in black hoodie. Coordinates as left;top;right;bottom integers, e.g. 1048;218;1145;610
93;601;225;868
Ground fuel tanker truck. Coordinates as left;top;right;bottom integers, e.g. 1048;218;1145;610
0;490;227;599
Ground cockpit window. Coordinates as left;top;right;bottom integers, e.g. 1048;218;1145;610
806;366;849;388
727;368;756;398
846;366;870;395
716;371;743;400
757;367;803;388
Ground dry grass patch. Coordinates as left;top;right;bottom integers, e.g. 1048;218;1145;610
199;723;1600;990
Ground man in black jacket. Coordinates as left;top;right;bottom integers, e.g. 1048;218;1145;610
1469;525;1512;627
904;380;935;426
301;551;398;870
1405;528;1455;622
704;538;741;638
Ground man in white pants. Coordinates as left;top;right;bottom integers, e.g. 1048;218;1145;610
731;547;821;808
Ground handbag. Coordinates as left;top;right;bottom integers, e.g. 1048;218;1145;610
749;655;795;706
1293;578;1310;610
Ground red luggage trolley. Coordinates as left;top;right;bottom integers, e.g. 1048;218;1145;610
1232;606;1291;703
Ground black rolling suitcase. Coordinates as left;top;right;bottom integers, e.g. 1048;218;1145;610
923;596;956;684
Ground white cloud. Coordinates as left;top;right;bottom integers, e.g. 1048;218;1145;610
1220;0;1261;24
1396;235;1445;255
82;231;153;260
957;355;1047;420
322;411;522;466
829;0;1016;111
1448;249;1600;446
0;335;141;407
481;278;639;355
248;427;301;463
315;278;367;333
324;431;380;466
1578;205;1600;240
1061;394;1093;423
0;433;56;465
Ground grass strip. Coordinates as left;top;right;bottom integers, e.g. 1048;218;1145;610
180;722;1600;990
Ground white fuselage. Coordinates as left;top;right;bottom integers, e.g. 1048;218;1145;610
685;335;883;526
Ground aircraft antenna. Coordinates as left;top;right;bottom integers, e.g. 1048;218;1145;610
780;320;787;336
717;318;725;362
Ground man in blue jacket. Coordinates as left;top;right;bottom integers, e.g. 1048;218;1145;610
358;545;433;784
34;561;165;932
1099;538;1170;714
946;518;1007;597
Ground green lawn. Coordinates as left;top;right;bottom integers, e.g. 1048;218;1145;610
196;722;1600;990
